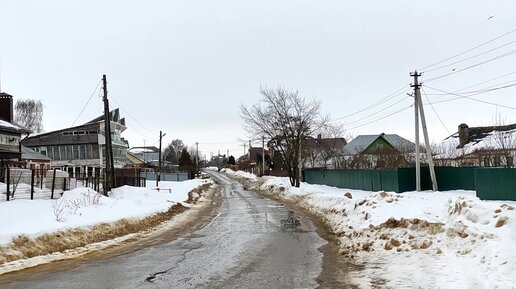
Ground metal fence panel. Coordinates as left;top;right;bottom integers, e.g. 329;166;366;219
475;168;516;201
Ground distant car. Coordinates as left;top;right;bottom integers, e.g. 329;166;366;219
199;172;210;179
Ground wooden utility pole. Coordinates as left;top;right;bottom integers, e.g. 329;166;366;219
195;142;199;176
411;71;438;191
102;74;115;194
262;136;265;175
157;130;163;187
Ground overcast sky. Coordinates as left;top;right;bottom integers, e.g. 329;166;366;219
1;0;515;159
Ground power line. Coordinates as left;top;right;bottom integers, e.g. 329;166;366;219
421;87;450;135
424;47;516;83
346;105;413;131
419;27;516;71
71;79;102;126
424;85;516;110
332;84;409;121
425;81;516;97
425;70;516;97
108;94;157;136
340;95;411;127
107;102;149;138
423;39;516;73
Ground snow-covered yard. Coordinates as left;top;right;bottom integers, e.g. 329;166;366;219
0;179;211;273
224;169;516;289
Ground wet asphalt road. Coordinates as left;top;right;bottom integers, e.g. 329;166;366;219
0;172;332;289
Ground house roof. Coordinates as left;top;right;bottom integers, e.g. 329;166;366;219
342;134;417;155
248;147;266;162
128;146;160;154
24;108;125;139
21;145;51;161
435;124;516;159
85;108;125;126
127;152;145;165
0;119;31;134
303;136;347;150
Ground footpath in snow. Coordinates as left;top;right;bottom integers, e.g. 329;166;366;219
222;169;516;289
0;179;212;274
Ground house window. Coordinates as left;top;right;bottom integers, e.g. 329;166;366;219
80;145;86;159
377;144;384;150
73;145;80;159
483;157;490;167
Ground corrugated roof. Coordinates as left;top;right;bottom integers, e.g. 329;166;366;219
342;134;418;155
21;145;51;161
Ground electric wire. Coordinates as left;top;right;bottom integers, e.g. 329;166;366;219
107;102;149;139
423;39;516;73
107;93;157;136
346;105;413;131
424;86;516;110
71;79;102;126
419;27;516;71
340;94;411;127
332;84;409;121
424;47;516;83
425;79;516;96
421;87;450;135
424;70;516;96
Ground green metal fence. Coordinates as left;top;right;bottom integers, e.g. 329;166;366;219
475;168;516;201
304;166;515;200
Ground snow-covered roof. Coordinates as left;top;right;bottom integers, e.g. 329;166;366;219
128;146;160;154
435;128;516;159
0;119;30;134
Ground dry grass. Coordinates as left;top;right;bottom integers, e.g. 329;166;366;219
0;183;213;266
0;203;189;265
495;216;508;228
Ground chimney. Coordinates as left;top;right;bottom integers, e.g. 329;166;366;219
458;123;469;145
0;92;14;123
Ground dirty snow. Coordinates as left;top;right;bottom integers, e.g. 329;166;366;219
227;169;516;289
0;179;209;246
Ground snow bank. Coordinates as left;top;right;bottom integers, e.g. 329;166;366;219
247;175;516;288
0;179;209;246
221;168;257;179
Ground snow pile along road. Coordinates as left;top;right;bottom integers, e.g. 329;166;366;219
0;179;212;270
225;169;516;289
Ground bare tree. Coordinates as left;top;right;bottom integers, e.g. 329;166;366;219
163;139;185;164
241;87;326;187
486;113;516;167
316;123;346;168
14;99;44;133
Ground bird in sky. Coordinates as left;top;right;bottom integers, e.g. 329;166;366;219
487;15;495;20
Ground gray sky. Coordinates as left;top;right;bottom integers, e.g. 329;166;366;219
1;0;515;159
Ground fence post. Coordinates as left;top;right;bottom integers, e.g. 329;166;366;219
51;168;56;199
95;169;100;192
40;167;44;189
6;168;10;201
31;169;35;200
